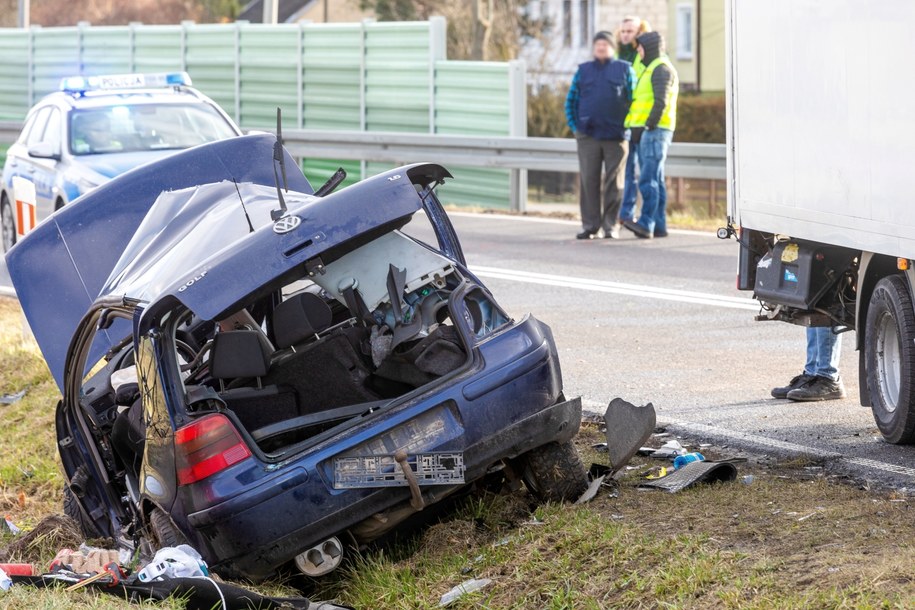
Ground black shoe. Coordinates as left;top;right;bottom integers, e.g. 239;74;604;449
622;219;652;239
654;230;669;238
787;376;847;402
576;231;595;240
771;373;815;399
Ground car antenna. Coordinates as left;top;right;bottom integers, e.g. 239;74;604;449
233;178;255;233
270;107;289;221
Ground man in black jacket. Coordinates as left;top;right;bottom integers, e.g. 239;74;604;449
565;31;635;240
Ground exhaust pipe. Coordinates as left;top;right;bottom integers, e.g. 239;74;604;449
294;536;343;577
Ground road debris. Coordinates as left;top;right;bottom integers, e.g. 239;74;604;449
574;475;606;504
0;390;26;405
640;460;739;493
439;578;492;607
603;398;656;473
672;452;705;470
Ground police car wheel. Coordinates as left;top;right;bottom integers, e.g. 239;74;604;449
0;196;15;252
866;275;915;444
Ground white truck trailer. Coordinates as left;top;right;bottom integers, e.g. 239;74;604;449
726;0;915;443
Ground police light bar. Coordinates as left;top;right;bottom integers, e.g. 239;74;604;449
59;72;192;94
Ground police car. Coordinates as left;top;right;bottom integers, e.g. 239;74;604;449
0;72;241;252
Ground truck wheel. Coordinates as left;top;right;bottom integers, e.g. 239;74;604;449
149;508;188;549
518;441;589;502
865;275;915;443
1;196;15;252
63;485;102;539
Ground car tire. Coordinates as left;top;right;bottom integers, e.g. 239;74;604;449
63;484;102;539
54;198;65;212
149;508;188;549
518;441;589;502
1;195;16;252
866;275;915;444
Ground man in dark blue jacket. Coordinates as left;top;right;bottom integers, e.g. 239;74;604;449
565;31;635;240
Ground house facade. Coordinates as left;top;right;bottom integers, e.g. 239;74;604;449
523;0;669;84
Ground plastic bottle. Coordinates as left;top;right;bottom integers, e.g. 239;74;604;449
673;452;705;469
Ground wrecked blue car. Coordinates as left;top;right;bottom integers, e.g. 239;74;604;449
7;133;587;580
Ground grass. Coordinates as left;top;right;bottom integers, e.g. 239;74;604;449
2;297;915;608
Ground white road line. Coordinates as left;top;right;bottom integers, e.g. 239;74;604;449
447;210;716;237
469;265;760;311
672;421;915;479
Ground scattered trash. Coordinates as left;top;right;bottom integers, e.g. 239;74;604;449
591;442;608;452
645;467;670;480
649;440;688;460
0;567;10;591
439;578;492;607
742;475;755;485
137;545;208;582
574;475;606;504
640;460;739;493
672;452;705;470
610;514;625;521
0;390;26;405
2;517;19;535
491;538;510;549
50;547;120;574
603;398;657;473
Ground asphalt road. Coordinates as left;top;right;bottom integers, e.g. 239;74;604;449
3;210;913;487
407;211;915;489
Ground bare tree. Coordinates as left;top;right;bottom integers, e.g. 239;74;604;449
29;0;239;26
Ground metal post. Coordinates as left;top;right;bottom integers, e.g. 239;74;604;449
507;59;528;212
263;0;278;25
17;0;29;29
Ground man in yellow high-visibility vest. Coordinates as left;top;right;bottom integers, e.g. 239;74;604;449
621;31;679;239
616;16;651;224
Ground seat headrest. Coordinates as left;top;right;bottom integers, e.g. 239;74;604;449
209;330;272;379
272;293;334;349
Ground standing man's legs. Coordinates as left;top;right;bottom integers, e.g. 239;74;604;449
654;158;668;236
576;134;604;238
620;144;639;222
788;326;846;401
599;139;628;237
624;129;667;237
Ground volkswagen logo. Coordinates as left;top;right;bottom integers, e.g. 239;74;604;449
273;215;301;234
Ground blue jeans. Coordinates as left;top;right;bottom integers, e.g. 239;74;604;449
620;145;639;222
635;128;673;235
805;327;842;381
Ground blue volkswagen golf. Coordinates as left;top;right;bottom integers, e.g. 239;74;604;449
0;72;240;252
6;133;588;580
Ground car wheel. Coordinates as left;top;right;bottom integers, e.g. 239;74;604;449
866;275;915;444
1;196;16;252
518;441;589;502
149;508;188;549
54;198;65;212
63;484;102;539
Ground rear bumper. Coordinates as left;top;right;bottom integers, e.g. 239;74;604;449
190;396;581;580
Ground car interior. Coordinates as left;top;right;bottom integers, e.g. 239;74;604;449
80;228;510;481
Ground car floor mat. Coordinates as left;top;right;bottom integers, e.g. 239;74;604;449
10;574;354;610
638;460;739;493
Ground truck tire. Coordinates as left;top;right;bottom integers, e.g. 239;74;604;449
518;441;589;502
865;275;915;444
149;508;188;549
63;485;102;539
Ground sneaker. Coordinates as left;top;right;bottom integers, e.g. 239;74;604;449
576;231;595;240
786;376;847;402
654;230;669;238
770;373;815;399
603;224;621;239
622;219;652;239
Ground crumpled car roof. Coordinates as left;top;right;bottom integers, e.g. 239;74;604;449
6;134;312;391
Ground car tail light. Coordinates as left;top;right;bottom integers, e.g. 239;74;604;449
175;414;252;485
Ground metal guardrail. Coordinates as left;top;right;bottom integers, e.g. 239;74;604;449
0;121;726;208
278;129;726;182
